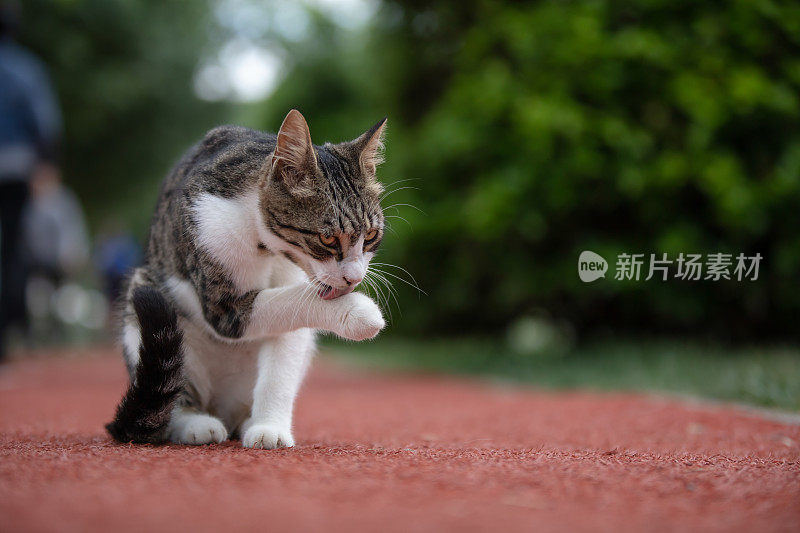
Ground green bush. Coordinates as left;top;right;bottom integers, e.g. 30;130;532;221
418;1;800;339
22;0;800;340
261;0;800;339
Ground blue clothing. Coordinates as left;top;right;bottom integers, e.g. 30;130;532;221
97;235;142;279
0;38;61;181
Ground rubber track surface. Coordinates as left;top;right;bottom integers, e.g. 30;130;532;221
1;349;798;532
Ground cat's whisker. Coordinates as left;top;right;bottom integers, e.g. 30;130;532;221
367;268;396;300
297;282;315;327
380;178;420;195
378;278;401;314
367;269;401;313
368;270;395;314
383;202;425;215
370;262;423;291
380;185;420;203
364;275;387;315
287;283;308;329
384;214;412;229
369;266;426;296
373;268;419;290
293;279;319;329
382;222;399;237
362;274;393;322
383;177;421;187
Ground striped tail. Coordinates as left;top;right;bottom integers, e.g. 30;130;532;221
106;286;184;443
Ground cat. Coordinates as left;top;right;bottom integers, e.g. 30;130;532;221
106;109;387;449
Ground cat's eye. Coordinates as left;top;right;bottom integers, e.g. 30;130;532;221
365;229;378;242
319;234;338;247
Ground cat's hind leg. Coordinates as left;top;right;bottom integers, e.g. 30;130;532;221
167;405;228;445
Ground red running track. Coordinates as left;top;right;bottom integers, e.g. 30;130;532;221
0;348;798;532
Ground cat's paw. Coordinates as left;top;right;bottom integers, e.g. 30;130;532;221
335;292;385;341
169;413;228;445
242;423;295;449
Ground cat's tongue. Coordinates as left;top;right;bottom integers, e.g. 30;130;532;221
319;284;354;300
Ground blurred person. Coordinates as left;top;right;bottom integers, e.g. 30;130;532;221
21;164;89;341
95;220;142;304
0;0;63;359
23;165;89;283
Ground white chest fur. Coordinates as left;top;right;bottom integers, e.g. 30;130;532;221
191;189;299;292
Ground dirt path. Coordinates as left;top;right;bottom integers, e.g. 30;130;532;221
0;348;798;532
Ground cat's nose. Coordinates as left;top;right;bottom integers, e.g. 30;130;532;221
343;274;363;286
341;260;365;286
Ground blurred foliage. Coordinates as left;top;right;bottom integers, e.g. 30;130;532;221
18;0;228;235
17;0;800;340
259;0;800;340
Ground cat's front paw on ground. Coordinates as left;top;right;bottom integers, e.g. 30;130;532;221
242;423;295;449
336;292;385;341
169;413;228;445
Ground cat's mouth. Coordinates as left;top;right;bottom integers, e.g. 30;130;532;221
318;284;355;300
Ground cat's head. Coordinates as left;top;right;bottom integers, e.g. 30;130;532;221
260;109;386;299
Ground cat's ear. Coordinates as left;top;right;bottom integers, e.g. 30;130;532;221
354;117;387;176
272;109;318;193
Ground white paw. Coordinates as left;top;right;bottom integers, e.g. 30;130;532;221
336;292;385;341
242;423;295;449
169;413;228;445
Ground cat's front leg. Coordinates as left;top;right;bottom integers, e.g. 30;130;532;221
244;284;385;341
241;328;315;449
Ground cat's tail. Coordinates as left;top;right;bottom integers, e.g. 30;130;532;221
106;286;184;444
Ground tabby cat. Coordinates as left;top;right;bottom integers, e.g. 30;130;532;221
106;110;387;448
